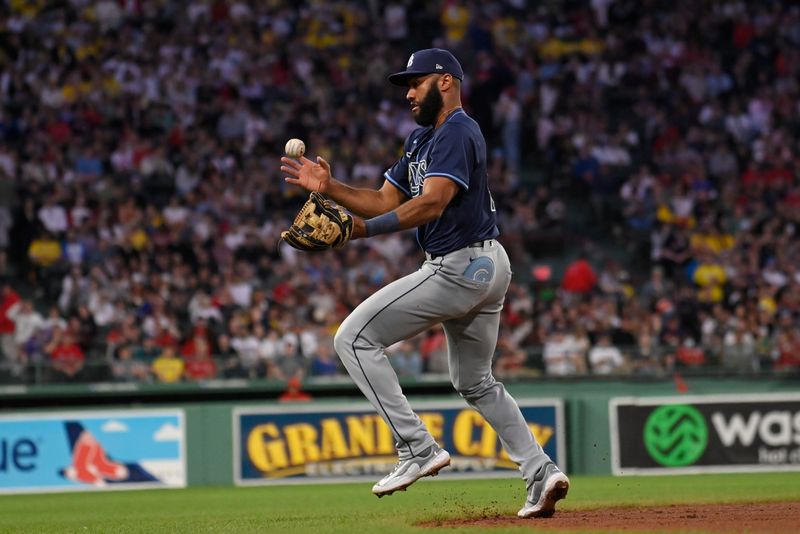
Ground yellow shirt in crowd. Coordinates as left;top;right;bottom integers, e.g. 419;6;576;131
441;4;470;43
690;232;735;255
28;239;62;267
152;356;184;383
693;264;727;303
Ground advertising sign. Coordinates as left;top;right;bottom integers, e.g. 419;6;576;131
0;410;186;493
610;394;800;475
234;400;565;485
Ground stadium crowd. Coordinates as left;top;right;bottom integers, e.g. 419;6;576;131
0;0;798;385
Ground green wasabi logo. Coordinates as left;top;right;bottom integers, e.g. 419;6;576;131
643;405;708;466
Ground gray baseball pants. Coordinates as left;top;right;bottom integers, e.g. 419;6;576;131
333;239;551;484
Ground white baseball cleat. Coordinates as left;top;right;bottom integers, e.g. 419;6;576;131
372;445;451;497
517;462;570;518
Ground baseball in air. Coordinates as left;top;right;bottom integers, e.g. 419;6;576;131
285;138;306;158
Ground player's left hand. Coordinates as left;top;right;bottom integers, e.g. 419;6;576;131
281;156;332;194
280;192;353;251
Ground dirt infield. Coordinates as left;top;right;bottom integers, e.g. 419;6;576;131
419;501;799;532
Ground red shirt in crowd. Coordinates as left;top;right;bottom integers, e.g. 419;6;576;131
278;378;312;402
676;345;705;367
46;120;72;144
733;21;755;49
154;330;178;349
184;358;217;381
0;288;20;334
562;259;597;294
742;166;792;187
775;332;800;371
51;343;86;375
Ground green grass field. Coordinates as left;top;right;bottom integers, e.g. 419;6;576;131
1;472;799;533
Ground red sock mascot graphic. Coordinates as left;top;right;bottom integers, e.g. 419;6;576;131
62;422;129;485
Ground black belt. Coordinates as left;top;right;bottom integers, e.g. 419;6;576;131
427;239;493;260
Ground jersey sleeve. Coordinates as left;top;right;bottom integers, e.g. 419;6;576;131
383;135;414;198
423;123;473;190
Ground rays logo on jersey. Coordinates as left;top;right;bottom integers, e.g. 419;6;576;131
408;159;427;196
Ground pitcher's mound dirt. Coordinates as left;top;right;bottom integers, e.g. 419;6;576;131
419;501;799;533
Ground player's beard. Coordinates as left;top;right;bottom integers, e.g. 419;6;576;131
414;84;443;126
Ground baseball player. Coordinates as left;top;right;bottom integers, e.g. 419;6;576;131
280;48;569;518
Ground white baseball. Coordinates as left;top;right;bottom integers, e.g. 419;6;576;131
285;138;306;158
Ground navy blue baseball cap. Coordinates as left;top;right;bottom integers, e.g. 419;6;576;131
388;48;464;86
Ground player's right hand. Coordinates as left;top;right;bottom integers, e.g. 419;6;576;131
281;156;331;194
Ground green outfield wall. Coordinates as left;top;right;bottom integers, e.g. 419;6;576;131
1;376;797;490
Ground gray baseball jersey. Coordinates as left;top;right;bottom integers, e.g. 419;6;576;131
333;109;552;485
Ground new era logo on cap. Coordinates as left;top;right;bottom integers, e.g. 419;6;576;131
389;48;464;86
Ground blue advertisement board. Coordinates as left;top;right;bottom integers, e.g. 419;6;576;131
234;400;565;485
0;410;186;494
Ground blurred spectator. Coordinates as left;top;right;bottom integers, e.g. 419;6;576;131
27;231;63;298
692;251;728;304
0;283;20;372
72;306;97;352
721;325;759;373
37;196;68;236
656;227;691;280
180;324;211;360
561;258;597;294
255;326;281;378
231;323;261;378
543;326;587;376
218;334;246;379
494;86;522;187
112;345;152;382
58;267;88;313
184;337;217;382
7;300;45;365
675;338;707;369
311;342;340;377
152;346;184;384
274;337;307;381
188;292;223;325
278;377;312;402
43;307;67;333
420;329;448;374
493;338;529;379
773;328;800;372
89;292;116;328
133;337;162;365
631;327;662;375
639;267;672;310
387;340;423;378
45;330;85;383
587;334;627;375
